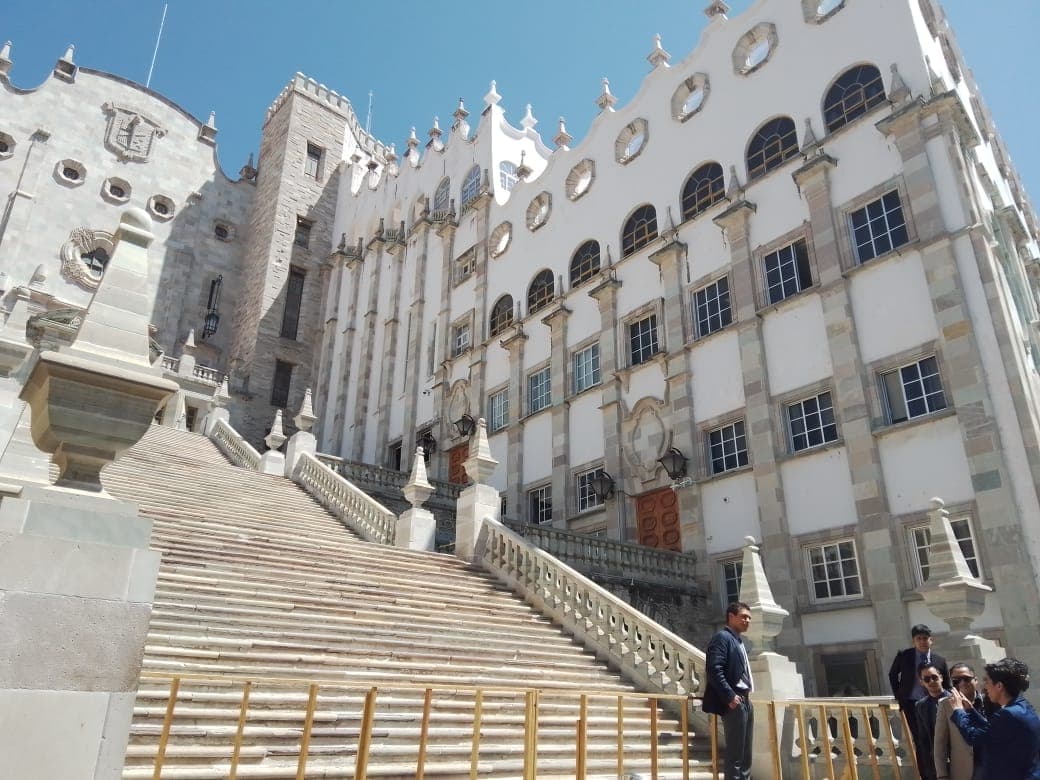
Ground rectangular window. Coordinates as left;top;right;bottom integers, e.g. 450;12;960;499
451;321;471;358
787;391;839;452
764;239;813;304
488;389;509;433
573;344;601;394
575;467;606;513
427;323;437;376
388;442;403;472
528;485;552;525
305;143;323;179
881;356;947;424
910;518;980;585
708;420;749;475
695;277;732;338
721;558;744;606
271;360;293;408
628;315;659;366
455;248;476;284
280;266;306;339
806;539;862;602
849;190;909;263
527;366;551;414
294;216;312;248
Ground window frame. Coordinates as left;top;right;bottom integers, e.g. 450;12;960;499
746;116;799;182
489;295;514;338
627;313;660;367
681;162;726;222
572;342;602;395
487;387;510;433
879;355;948;425
450;318;472;359
575;466;607;513
720;556;744;608
822;64;887;135
454;246;477;285
805;538;863;604
527;364;552;415
460;165;482;210
271;359;294;408
786;390;840;453
848;189;910;264
293;216;313;249
433;177;451;213
693;276;733;339
762;238;814;306
569;240;601;288
907;515;981;586
527;483;553;525
304;142;324;179
527;269;555;316
280;266;306;340
707;419;750;475
621;204;659;258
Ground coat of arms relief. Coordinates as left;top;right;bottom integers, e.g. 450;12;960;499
102;102;165;161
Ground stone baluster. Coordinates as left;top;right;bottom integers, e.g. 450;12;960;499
259;410;286;475
454;417;500;562
738;535;805;765
396;446;436;551
284;388;317;477
918;497;1003;665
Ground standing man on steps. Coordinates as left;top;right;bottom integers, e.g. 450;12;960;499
703;602;754;780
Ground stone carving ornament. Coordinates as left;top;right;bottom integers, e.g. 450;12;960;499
60;227;115;290
102;102;166;162
622;398;671;482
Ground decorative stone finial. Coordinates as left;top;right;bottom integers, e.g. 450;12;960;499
294;388;317;432
726;164;743;200
0;41;12;77
889;63;910;104
264;410;286;451
801;117;819;153
463;418;499;484
182;328;197;351
407;126;419;150
554;116;573;150
239;153;257;181
925;55;945;97
515;150;533;181
385;143;397;163
453;97;469;122
60;44;75;63
483;80;501;108
738;536;790;654
521;103;537;131
403;446;435;508
647;34;671;68
53;44;76;82
596;77;617;112
428;116;442;140
30;264;47;287
704;0;730;19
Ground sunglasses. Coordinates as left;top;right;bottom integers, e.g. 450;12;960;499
952;676;976;685
921;675;941;682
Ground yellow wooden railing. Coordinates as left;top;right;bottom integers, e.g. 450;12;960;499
138;672;706;780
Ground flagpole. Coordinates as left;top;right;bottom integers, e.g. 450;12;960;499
145;3;168;89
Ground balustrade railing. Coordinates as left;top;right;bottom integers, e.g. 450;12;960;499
330;456;462;503
504;520;697;591
771;698;918;779
480;518;706;708
192;364;223;384
211;418;261;470
161;355;179;372
293;452;396;545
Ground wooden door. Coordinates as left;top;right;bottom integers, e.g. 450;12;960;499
635;487;682;551
448;443;469;485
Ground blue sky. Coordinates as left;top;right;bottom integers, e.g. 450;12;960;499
3;1;1038;204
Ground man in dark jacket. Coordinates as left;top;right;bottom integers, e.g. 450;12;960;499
703;602;754;780
889;624;951;737
950;657;1040;779
914;662;950;780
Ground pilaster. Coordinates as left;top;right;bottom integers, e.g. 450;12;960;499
373;236;406;461
500;326;528;521
541;301;571;525
401;222;433;471
350;236;386;459
332;253;364;455
430;221;458;482
312;252;344;448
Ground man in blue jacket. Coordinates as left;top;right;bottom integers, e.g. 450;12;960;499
949;657;1040;779
703;602;754;780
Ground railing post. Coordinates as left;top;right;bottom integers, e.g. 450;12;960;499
819;704;836;780
710;714;720;780
152;676;180;780
649;697;659;780
899;709;920;777
617;695;626;780
228;681;251;780
879;703;901;773
296;683;320;780
841;708;860;780
769;701;784;780
575;694;587;780
523;690;538;780
681;697;691;780
862;705;882;780
796;703;811;779
470;689;483;780
354;686;378;780
416;688;432;780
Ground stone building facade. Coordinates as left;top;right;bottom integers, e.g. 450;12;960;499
2;0;1040;697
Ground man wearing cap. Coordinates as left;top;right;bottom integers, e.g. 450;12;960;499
889;625;951;741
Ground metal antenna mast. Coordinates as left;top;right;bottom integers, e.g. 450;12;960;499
365;90;374;135
145;3;169;89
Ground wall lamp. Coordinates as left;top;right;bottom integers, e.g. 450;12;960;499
657;447;688;480
453;413;476;438
591;471;617;502
417;430;437;455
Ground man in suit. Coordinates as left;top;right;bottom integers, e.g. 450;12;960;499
703;602;754;780
914;662;950;780
950;657;1040;779
889;624;951;739
934;663;989;780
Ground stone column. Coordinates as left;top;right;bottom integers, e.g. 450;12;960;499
284;388;317;477
541;301;571;525
588;273;628;540
373;237;406;461
331;252;364;455
350;235;387;460
713;197;804;656
455;418;500;562
430;217;458;482
0;207;173;780
737;536;805;772
400;221;432;472
500;326;527;520
259;410;286;475
397;446;437;551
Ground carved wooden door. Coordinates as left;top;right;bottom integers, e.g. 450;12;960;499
635;487;682;551
448;443;469;485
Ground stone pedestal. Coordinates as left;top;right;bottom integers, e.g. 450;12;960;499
284;389;317;477
454;418;499;563
0;486;161;779
397;446;436;551
259;410;286;475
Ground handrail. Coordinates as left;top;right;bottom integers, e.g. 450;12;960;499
330;455;462;502
479;517;706;703
210;418;261;470
161;355;179;372
292;452;396;545
192;364;223;384
503;519;698;591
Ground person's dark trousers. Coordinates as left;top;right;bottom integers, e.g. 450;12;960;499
721;697;754;780
900;700;918;744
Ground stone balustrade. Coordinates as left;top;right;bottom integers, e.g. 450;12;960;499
331;455;462;502
192;364;223;384
162;355;179;372
211;418;261;470
481;518;706;703
293;452;396;545
503;519;698;591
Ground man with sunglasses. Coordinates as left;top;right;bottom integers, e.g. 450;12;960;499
889;625;951;742
949;657;1040;779
915;663;951;780
934;663;988;780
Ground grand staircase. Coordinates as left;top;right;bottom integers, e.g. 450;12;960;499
102;426;711;778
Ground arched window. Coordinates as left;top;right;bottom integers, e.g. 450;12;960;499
527;270;555;315
823;65;887;134
621;204;658;258
499;161;519;191
433;178;450;212
570;240;601;288
489;294;514;337
460;165;482;209
681;162;726;221
746;116;798;181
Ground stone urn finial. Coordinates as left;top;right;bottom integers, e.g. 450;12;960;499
738;535;790;654
463;417;498;484
294;388;316;432
404;446;434;508
919;496;991;633
264;410;286;451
